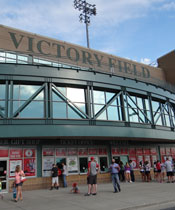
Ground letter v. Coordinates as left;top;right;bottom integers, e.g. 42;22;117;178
9;32;24;49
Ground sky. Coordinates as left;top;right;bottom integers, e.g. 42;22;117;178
0;0;175;66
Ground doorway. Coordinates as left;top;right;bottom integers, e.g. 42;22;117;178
0;160;8;192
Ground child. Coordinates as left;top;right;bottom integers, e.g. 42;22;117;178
70;183;80;194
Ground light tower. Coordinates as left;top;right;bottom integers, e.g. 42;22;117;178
74;0;97;48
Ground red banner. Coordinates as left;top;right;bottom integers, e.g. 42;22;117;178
99;148;107;155
88;148;98;155
129;148;136;155
56;148;66;156
120;148;128;155
111;148;120;155
78;148;88;156
136;148;143;155
43;148;54;156
10;149;23;159
0;149;8;157
150;148;157;155
67;148;78;156
143;148;150;155
24;149;36;158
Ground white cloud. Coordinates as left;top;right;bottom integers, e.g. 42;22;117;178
158;1;175;10
140;58;151;65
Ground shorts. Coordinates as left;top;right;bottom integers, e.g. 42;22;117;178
87;175;97;185
125;170;130;174
52;177;59;184
145;171;150;175
157;170;161;173
167;171;174;177
16;182;23;187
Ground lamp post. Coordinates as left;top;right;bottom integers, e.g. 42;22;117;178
73;0;97;48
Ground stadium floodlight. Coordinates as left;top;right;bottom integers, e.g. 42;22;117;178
73;0;97;48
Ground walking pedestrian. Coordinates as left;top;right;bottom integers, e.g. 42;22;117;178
14;165;25;202
109;159;121;193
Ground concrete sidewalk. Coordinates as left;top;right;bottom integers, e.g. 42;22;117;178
1;181;175;210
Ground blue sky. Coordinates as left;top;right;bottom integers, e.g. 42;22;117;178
0;0;175;65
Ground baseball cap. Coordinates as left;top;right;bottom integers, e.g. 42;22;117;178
90;156;94;160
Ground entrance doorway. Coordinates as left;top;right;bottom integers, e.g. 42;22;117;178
0;160;8;192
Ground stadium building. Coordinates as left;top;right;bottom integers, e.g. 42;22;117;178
0;25;175;192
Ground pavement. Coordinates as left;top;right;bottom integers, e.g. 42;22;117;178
1;181;175;210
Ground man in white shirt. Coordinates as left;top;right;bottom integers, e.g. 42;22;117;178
164;157;174;183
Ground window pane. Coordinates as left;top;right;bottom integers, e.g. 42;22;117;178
129;108;139;122
97;111;107;120
106;92;115;103
53;102;67;118
68;106;82;119
93;91;105;104
100;157;108;172
19;101;44;118
79;157;88;173
67;88;85;103
107;106;118;121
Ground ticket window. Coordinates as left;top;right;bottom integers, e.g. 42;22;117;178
99;157;108;173
79;157;88;174
56;157;66;170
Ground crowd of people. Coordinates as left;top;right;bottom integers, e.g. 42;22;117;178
12;157;175;201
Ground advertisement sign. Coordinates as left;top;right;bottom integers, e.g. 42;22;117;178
43;157;54;177
143;148;150;155
24;149;36;158
129;148;136;155
111;148;120;155
136;148;143;155
120;148;128;155
88;148;98;155
10;149;23;159
67;156;78;173
129;156;137;168
67;148;78;156
0;149;8;157
56;148;66;156
150;148;157;155
43;148;54;156
24;158;36;176
9;159;22;177
137;156;143;167
99;148;107;155
78;148;88;156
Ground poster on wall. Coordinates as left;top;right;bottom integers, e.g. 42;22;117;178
67;156;78;173
9;159;22;177
43;157;54;177
24;158;36;176
137;155;143;167
129;156;137;168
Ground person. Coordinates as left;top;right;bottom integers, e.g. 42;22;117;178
62;162;68;187
70;182;80;194
14;165;25;202
50;164;59;190
139;161;145;182
124;162;132;183
156;160;161;183
153;161;158;181
144;161;151;182
109;159;121;193
85;157;99;196
161;161;166;182
164;157;174;183
129;160;135;182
